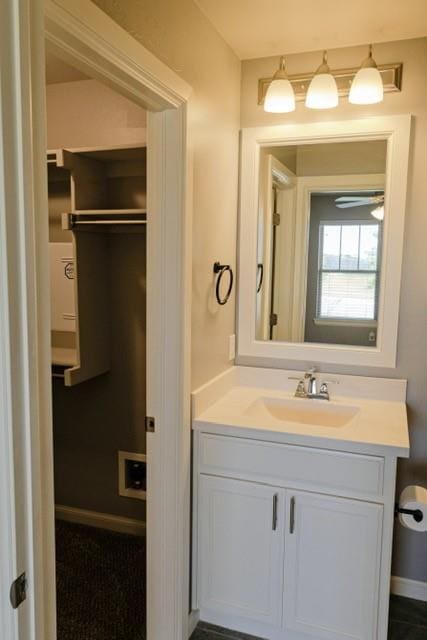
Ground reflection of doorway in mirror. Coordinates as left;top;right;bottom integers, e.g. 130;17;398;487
256;152;296;341
291;175;385;347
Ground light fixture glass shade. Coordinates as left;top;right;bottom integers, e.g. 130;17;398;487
305;51;338;109
349;44;384;105
371;204;384;221
349;67;383;104
305;73;338;109
264;78;295;113
264;56;295;113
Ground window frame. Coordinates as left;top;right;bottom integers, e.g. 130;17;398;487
316;218;383;325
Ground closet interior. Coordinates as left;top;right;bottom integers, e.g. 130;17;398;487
46;55;148;640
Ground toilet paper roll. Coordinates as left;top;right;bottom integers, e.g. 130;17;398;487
398;485;427;532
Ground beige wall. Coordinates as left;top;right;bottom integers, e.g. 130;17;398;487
295;140;387;176
46;78;147;148
93;0;241;389
241;37;427;582
267;140;387;175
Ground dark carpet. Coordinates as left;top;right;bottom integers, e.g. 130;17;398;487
56;520;426;640
55;520;146;640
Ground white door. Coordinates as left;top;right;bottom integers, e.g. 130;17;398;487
198;475;284;627
0;1;55;639
283;491;383;640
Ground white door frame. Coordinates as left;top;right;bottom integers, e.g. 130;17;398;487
0;2;193;640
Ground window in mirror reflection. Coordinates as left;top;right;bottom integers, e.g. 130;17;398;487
318;222;380;320
305;192;383;346
255;140;386;348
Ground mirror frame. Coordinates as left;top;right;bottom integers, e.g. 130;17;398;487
237;115;411;368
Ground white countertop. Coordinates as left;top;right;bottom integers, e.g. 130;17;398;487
192;366;410;458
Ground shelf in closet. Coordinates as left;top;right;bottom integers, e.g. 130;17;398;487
52;346;78;367
48;145;147;386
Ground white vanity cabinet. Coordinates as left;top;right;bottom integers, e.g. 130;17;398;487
198;475;285;627
283;491;382;640
194;431;391;640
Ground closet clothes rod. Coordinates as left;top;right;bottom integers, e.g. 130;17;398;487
62;211;147;230
70;220;147;226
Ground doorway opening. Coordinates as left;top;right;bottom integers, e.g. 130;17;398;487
46;51;148;639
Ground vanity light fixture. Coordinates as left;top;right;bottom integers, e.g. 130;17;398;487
263;56;296;113
305;50;338;109
349;45;384;105
258;54;402;110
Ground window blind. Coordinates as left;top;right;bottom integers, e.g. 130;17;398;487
317;222;380;321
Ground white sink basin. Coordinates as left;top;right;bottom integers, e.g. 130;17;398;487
245;396;360;428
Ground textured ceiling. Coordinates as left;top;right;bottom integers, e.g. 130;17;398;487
195;0;427;59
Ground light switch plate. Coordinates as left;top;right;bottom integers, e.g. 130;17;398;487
228;334;236;361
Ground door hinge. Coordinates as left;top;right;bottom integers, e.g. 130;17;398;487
273;212;281;226
10;573;27;609
270;313;278;327
145;416;155;433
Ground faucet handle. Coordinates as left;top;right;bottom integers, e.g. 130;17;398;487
319;379;339;399
295;380;306;397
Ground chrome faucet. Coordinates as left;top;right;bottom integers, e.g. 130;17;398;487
289;367;338;401
304;368;317;395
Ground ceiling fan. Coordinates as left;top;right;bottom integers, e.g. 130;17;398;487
334;194;384;209
334;194;385;220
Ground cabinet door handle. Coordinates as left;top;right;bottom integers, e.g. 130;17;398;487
290;496;296;534
272;493;278;530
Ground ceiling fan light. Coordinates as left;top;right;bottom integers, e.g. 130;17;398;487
371;204;384;221
264;56;296;113
305;51;338;110
349;45;384;105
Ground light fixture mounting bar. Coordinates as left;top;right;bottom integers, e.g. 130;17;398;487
258;63;402;105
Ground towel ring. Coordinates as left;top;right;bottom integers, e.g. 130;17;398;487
213;262;234;305
256;263;264;293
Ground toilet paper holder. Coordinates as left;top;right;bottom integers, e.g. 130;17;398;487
395;504;424;523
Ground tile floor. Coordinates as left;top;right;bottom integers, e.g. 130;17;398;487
191;594;427;640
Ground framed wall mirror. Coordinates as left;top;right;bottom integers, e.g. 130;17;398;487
238;116;411;367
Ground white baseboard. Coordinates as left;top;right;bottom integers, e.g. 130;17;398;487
391;575;427;602
188;610;200;638
55;504;146;537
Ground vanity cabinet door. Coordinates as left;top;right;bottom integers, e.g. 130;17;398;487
283;491;383;640
197;474;285;627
